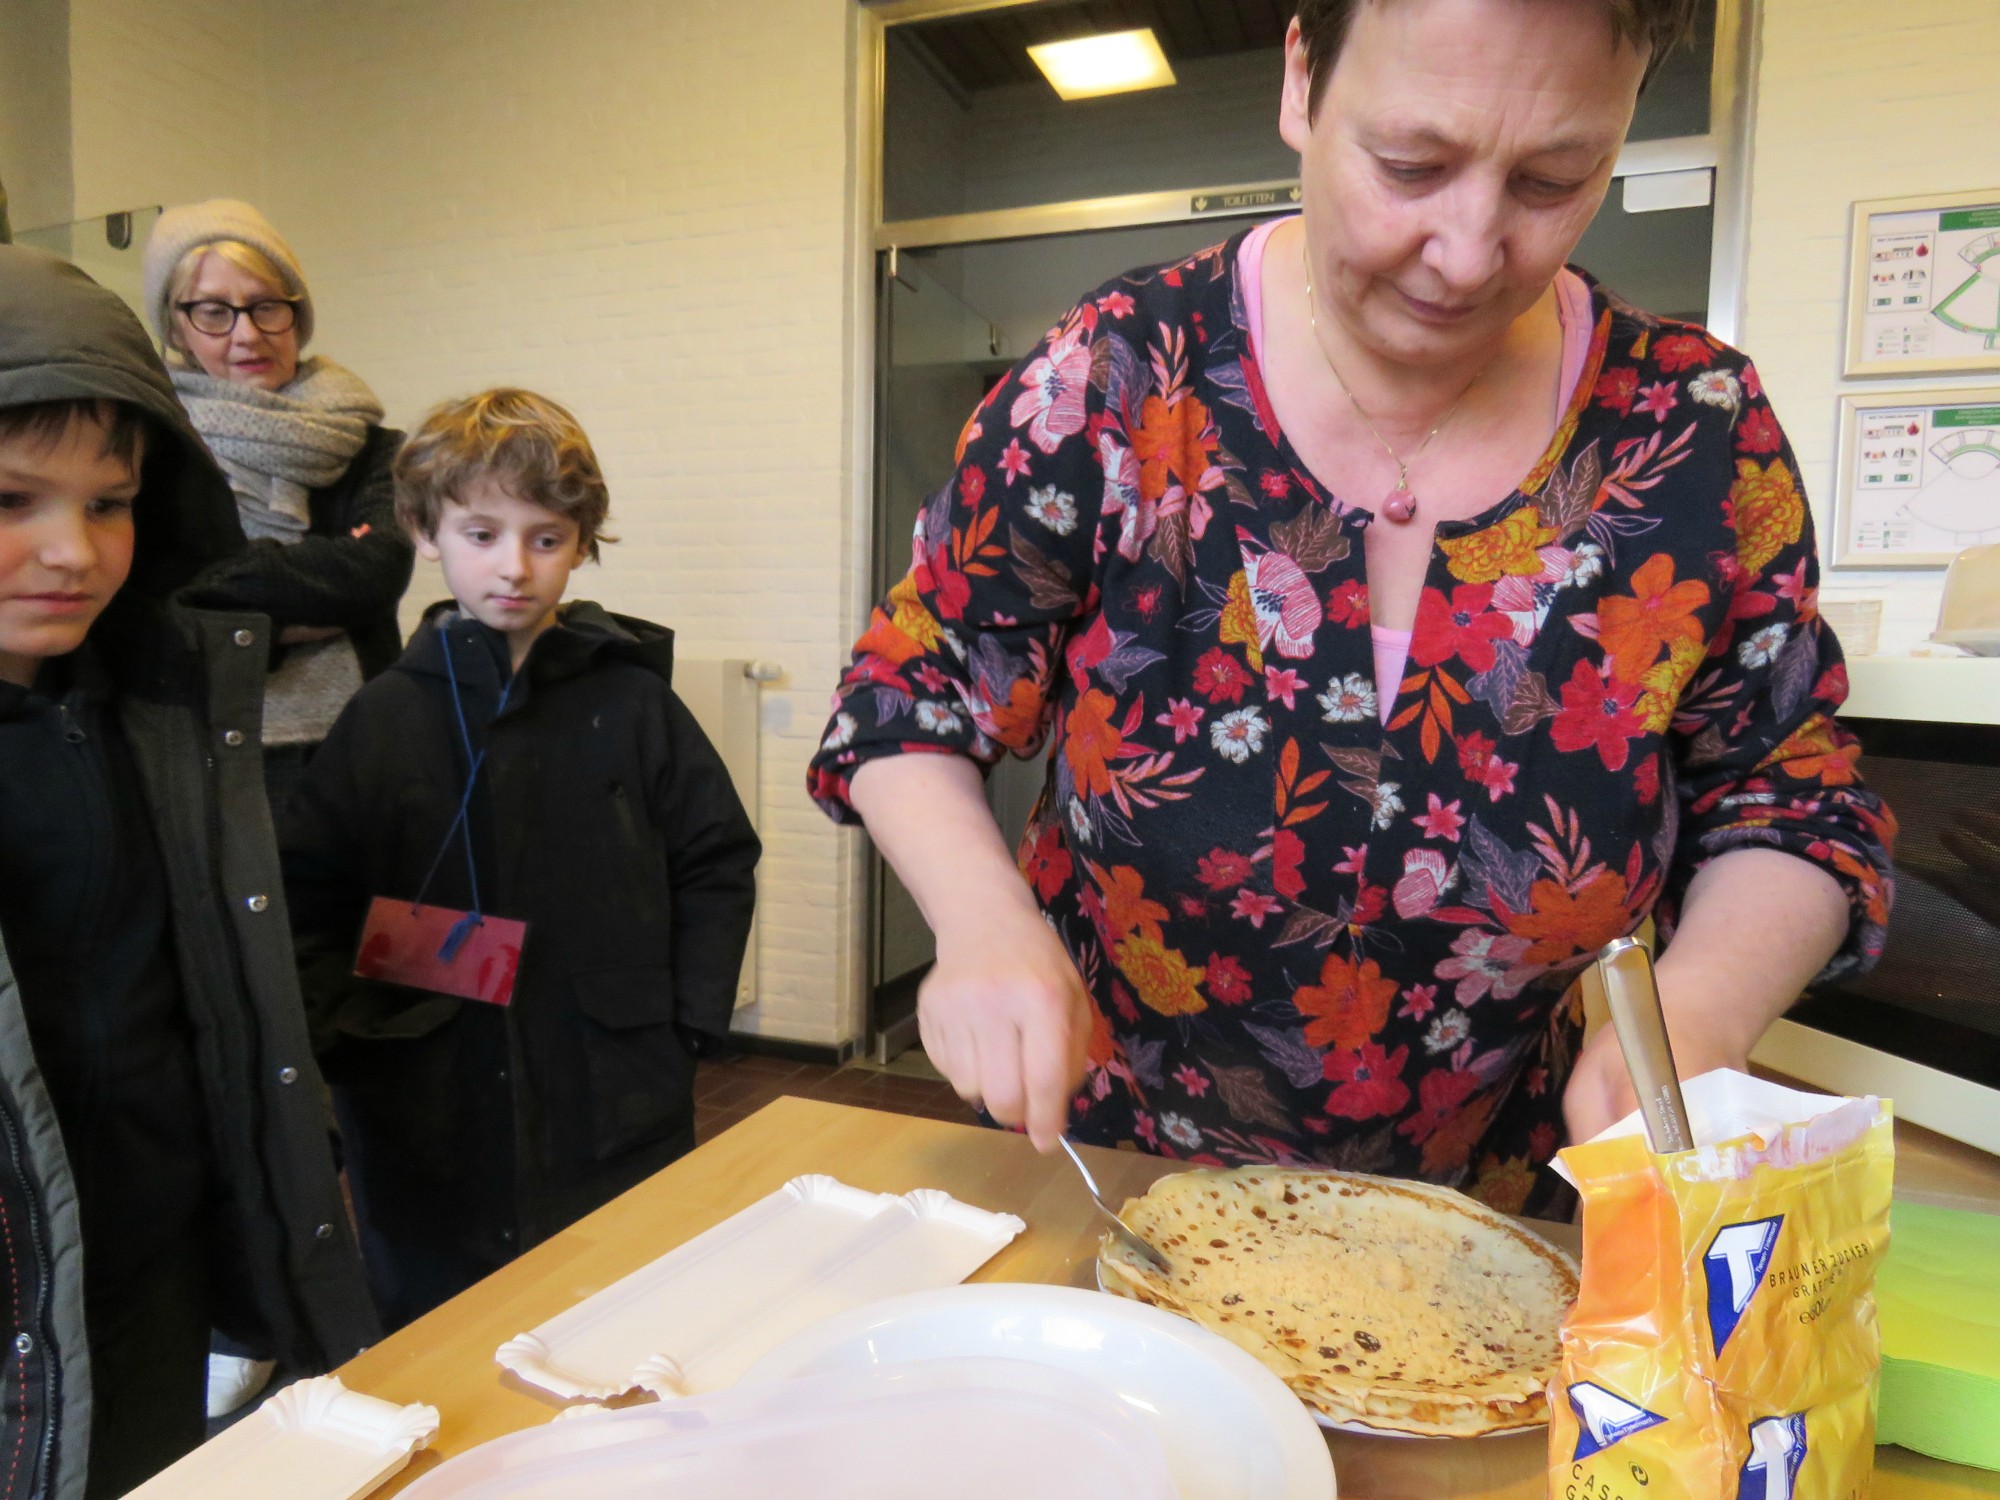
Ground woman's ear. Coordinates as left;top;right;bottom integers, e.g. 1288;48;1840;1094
1278;16;1317;155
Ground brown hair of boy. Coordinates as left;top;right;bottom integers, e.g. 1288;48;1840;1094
0;398;149;471
1291;0;1700;113
394;388;615;560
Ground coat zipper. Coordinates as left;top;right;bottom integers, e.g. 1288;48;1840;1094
58;699;117;1128
0;1099;60;1499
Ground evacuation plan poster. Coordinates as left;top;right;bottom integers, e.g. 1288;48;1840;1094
1850;195;2000;377
1836;392;2000;566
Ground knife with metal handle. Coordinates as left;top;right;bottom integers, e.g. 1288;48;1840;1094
1595;936;1694;1154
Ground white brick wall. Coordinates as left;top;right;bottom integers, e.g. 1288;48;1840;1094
257;0;867;1046
67;0;268;218
1741;0;2000;654
0;0;73;230
55;0;871;1047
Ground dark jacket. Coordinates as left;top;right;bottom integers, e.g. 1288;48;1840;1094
0;246;380;1500
181;423;413;678
281;602;760;1324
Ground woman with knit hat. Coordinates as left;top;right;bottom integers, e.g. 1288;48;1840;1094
142;199;411;1418
142;199;413;815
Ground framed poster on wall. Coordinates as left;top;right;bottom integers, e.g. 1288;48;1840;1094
1845;190;2000;378
1832;387;2000;568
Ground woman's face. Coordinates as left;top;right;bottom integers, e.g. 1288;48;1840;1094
1280;0;1647;370
173;252;300;391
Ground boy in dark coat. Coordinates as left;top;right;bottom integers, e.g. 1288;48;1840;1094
281;388;760;1329
0;246;378;1500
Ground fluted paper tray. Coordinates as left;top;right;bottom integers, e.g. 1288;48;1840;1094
495;1174;1026;1403
125;1376;439;1500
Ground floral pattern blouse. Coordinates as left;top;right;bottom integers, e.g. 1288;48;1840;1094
809;226;1895;1215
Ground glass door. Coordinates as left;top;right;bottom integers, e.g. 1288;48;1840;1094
17;206;163;328
869;252;1003;1053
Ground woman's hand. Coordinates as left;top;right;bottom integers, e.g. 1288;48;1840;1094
1560;1021;1746;1147
920;898;1092;1151
849;752;1090;1152
1561;847;1848;1147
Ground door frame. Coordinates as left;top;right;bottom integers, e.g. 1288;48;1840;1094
863;0;1761;340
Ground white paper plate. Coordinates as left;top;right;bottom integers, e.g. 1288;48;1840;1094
126;1377;439;1500
740;1283;1336;1500
495;1175;1024;1402
402;1359;1178;1500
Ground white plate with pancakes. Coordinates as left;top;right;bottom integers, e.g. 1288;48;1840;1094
1095;1167;1579;1440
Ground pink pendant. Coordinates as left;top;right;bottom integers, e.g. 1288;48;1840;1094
1383;484;1419;524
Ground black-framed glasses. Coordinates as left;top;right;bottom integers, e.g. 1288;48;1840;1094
177;298;298;337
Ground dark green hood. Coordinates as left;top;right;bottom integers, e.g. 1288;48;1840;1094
0;244;243;605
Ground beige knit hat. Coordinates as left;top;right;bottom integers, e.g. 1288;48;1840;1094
141;198;314;350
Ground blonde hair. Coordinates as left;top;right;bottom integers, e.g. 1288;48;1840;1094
394;388;614;559
162;240;293;367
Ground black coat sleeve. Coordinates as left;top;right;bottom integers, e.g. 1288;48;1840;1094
183;426;414;633
651;691;761;1041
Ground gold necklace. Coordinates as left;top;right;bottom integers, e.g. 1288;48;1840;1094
1302;235;1477;525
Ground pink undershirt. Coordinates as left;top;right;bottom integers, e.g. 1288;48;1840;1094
1238;216;1593;722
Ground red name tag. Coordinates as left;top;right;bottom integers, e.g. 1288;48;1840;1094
354;897;526;1006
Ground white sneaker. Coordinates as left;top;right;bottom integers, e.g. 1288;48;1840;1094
205;1353;277;1418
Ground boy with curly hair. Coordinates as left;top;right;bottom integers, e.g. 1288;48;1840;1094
282;388;759;1327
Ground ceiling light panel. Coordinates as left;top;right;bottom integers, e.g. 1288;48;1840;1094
1027;28;1177;102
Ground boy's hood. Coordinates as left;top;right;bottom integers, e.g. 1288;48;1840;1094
0;245;243;604
401;599;675;691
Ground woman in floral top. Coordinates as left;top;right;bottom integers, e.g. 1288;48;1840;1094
811;0;1893;1213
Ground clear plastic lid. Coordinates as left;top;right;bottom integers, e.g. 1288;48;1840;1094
400;1357;1178;1499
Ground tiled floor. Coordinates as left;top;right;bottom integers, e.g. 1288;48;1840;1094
693;1049;981;1145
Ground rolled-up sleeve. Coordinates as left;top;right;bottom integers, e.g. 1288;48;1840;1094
808;298;1118;824
1660;400;1897;980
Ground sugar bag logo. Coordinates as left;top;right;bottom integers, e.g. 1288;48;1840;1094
1704;1215;1783;1354
1739;1413;1808;1500
1568;1382;1667;1460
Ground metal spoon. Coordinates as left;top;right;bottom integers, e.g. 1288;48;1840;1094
1058;1134;1173;1275
1595;936;1694;1154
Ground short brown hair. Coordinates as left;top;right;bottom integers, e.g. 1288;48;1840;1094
1294;0;1699;115
0;399;149;473
394;388;614;559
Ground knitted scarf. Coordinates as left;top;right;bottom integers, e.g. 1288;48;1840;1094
172;358;384;541
174;357;383;745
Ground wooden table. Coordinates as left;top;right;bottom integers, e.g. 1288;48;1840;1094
338;1096;2000;1498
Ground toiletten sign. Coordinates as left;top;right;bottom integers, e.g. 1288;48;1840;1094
1191;184;1300;216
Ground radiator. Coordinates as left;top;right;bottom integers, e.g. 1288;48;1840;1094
671;658;776;1010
